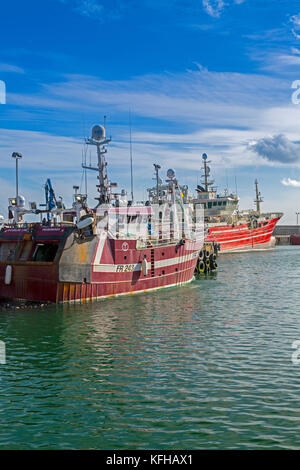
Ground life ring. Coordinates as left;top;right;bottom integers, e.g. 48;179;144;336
199;261;205;273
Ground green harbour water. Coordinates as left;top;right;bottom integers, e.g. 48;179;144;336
1;245;300;449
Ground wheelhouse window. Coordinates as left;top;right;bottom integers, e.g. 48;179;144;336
0;242;18;261
32;243;58;262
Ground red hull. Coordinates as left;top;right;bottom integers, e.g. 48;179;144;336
0;227;202;303
206;217;280;253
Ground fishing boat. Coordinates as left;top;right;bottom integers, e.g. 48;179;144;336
193;153;283;253
0;125;204;303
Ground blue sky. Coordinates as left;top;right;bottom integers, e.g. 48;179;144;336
1;0;300;222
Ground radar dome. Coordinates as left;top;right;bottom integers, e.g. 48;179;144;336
167;168;175;179
202;153;208;160
92;125;106;141
17;195;25;208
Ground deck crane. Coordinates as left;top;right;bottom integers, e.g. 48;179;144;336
39;178;58;221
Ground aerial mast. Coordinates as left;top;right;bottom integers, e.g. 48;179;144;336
201;153;214;192
129;110;134;203
82;124;111;206
153;164;161;204
254;179;263;214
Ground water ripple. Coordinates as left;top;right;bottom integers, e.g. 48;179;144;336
1;246;300;449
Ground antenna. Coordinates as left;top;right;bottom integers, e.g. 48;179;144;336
226;169;229;194
201;153;214;192
254;179;263;213
85;160;88;198
82;123;111;205
84;144;88;197
153;164;161;204
129;110;134;202
80;146;88;198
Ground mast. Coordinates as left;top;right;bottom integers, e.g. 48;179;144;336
254;179;263;214
129;110;134;202
82;124;111;206
153;164;161;204
201;153;214;192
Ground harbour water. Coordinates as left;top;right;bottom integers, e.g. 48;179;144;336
1;245;300;449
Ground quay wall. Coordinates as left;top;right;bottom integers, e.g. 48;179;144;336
273;226;300;245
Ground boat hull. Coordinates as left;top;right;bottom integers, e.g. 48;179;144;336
0;227;202;303
206;217;280;253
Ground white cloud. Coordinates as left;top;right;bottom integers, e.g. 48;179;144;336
290;13;300;39
291;47;300;55
59;0;244;21
0;129;97;214
292;30;300;40
0;128;82;171
273;54;300;66
281;177;300;187
8;68;288;128
0;63;24;74
4;68;300;173
75;0;103;17
290;13;300;28
202;0;225;17
2;65;300;222
251;47;300;73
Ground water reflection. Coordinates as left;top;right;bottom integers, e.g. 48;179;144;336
0;247;300;449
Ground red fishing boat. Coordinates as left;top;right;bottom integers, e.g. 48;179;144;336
0;125;204;303
194;153;283;253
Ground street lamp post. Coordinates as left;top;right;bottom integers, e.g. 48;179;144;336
11;152;22;203
296;212;300;226
11;152;22;223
